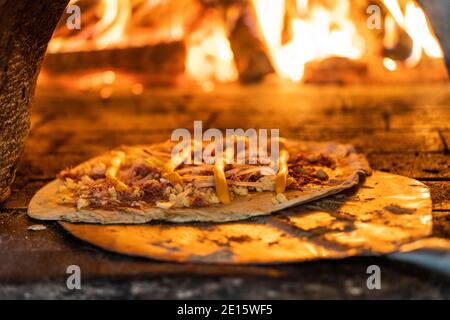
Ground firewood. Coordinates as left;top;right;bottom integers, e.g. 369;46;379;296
41;42;186;86
303;57;368;84
229;13;274;83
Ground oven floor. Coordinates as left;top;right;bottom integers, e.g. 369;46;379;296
1;84;449;299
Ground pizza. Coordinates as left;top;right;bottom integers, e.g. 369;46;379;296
28;138;371;224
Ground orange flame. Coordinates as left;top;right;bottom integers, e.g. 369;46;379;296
251;0;365;82
382;0;443;68
95;0;131;49
49;0;131;53
45;0;445;85
186;15;238;88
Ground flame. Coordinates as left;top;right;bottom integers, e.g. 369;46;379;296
49;0;187;53
95;0;131;49
384;15;398;50
383;57;397;71
382;0;443;68
186;15;238;88
48;0;131;53
251;0;365;82
44;0;445;86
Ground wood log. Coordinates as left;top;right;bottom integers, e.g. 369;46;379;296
303;57;368;84
41;42;186;86
229;13;274;83
0;0;69;202
417;0;450;74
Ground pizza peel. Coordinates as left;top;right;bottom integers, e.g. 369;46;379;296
58;171;450;264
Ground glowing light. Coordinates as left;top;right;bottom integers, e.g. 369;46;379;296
100;87;113;99
131;83;144;95
95;0;131;49
252;0;365;82
103;70;116;84
45;0;445;83
382;0;443;69
383;58;397;72
186;15;238;85
384;15;398;50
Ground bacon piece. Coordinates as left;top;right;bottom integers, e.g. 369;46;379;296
117;187;142;204
131;163;160;179
289;152;336;168
142;180;166;203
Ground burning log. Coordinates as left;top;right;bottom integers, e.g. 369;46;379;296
0;0;69;202
303;57;368;84
229;14;274;83
42;42;186;86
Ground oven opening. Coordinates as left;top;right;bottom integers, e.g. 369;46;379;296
38;0;448;93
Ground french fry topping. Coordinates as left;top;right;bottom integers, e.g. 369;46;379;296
213;159;231;204
275;149;290;194
106;151;128;191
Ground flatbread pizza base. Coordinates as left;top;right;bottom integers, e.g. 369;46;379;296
28;142;370;224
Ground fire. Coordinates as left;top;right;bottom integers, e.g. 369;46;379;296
49;0;131;53
95;0;131;49
44;0;445;86
382;0;443;68
48;0;188;53
186;14;238;89
383;57;397;72
251;0;365;82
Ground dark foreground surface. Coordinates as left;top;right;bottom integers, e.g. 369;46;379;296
1;84;449;299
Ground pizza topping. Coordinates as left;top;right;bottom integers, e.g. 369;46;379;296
130;162;160;179
277;193;288;203
156;201;174;209
191;193;209;207
177;164;213;175
77;198;90;210
106;151;128;192
231;186;249;196
91;163;107;178
289;152;336;168
213;159;231;204
272;193;288;204
141;180;166;202
275;149;289;194
162;159;183;187
115;187;140;205
316;169;329;181
56;139;341;210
